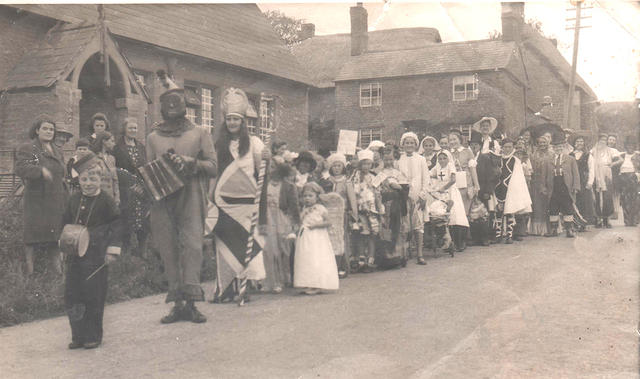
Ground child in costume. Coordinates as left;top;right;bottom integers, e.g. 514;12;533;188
323;153;358;278
398;132;430;265
66;138;91;194
375;148;409;268
494;139;532;243
62;151;122;349
293;182;339;295
259;161;300;293
429;150;469;252
351;149;383;272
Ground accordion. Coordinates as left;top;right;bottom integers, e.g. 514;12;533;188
138;156;185;201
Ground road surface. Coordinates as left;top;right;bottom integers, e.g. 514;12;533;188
1;227;638;378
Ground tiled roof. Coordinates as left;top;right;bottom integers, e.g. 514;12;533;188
12;4;312;86
522;28;597;99
4;24;96;90
291;28;442;88
334;39;524;83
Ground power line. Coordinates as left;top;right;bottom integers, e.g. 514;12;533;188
592;0;640;42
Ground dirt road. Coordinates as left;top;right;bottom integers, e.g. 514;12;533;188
1;227;638;378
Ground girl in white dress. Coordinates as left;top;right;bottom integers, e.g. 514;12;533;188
294;182;339;295
429;150;470;252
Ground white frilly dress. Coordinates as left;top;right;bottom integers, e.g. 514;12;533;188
293;204;339;290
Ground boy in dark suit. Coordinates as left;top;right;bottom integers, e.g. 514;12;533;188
546;134;580;238
62;151;122;349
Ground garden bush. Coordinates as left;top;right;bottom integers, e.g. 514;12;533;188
0;195;216;327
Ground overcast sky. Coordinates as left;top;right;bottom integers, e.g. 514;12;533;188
259;1;640;102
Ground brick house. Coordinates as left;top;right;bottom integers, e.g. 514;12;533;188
293;3;598;149
0;4;313;174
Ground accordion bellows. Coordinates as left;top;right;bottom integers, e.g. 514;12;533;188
138;156;185;201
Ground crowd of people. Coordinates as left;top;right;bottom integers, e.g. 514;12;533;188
13;77;640;350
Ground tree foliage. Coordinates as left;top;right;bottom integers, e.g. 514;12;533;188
488;18;552;40
263;10;306;48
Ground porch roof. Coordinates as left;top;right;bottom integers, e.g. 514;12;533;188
4;23;150;102
4;24;96;90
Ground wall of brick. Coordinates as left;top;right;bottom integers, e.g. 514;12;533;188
0;86;75;172
117;39;310;150
334;70;524;143
0;6;55;91
308;87;336;149
521;46;596;132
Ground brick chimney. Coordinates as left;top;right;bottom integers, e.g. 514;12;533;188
501;2;524;42
350;3;368;56
300;23;315;41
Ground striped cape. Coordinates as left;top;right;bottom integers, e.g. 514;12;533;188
212;158;265;302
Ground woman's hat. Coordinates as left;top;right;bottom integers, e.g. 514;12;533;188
55;124;74;139
326;153;347;168
357;149;374;162
221;88;249;118
472;116;498;134
400;132;420;147
367;140;385;150
293;151;317;171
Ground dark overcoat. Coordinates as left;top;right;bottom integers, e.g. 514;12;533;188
15;139;68;244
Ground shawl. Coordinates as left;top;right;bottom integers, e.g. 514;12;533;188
503;155;532;214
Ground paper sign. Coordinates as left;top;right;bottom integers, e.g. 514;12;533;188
336;130;359;155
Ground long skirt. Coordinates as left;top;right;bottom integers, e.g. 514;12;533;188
294;227;339;290
263;231;293;291
575;188;596;224
530;189;550;235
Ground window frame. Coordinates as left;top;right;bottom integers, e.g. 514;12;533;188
183;81;216;133
246;94;276;142
452;74;478;102
359;128;382;148
360;83;382;108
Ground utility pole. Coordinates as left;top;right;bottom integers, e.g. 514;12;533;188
565;0;592;129
565;0;583;130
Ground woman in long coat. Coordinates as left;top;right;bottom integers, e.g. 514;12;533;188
15;116;68;275
529;135;554;235
112;117;149;255
569;136;596;227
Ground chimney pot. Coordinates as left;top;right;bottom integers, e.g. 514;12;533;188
350;3;368;56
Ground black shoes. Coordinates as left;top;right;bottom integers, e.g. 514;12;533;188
161;304;183;324
68;341;83;350
162;303;207;324
83;341;101;349
183;303;207;323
